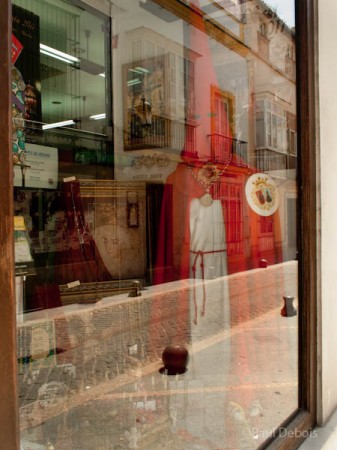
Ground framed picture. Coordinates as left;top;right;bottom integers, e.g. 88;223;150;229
79;180;147;280
123;55;170;150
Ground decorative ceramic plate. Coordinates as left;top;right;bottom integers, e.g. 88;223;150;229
245;172;279;216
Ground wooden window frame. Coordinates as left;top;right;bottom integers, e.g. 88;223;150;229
0;1;20;448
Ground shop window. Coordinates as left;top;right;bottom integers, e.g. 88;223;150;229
12;0;109;140
11;0;314;449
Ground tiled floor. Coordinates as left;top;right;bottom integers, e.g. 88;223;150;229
19;262;298;450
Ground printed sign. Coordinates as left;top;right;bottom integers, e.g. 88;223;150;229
14;143;59;189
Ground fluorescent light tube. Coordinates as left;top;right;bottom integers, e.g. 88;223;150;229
40;43;80;64
42;120;75;130
135;66;150;73
127;79;141;86
40;49;75;64
89;113;106;120
129;68;145;74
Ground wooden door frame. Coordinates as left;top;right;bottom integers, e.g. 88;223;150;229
0;1;20;449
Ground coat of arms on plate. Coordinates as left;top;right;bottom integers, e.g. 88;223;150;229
245;173;279;216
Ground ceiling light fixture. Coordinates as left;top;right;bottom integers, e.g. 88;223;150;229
40;43;80;65
129;68;145;75
80;58;105;76
89;113;106;120
42;119;75;130
40;48;74;64
134;66;150;73
127;79;142;86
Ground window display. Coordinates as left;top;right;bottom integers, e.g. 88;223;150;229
13;0;299;449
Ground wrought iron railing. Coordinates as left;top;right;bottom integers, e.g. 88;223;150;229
254;149;297;177
207;133;248;165
127;119;248;166
127;116;197;153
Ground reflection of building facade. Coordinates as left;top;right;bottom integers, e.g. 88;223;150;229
241;0;297;174
2;0;331;448
114;0;297;267
241;0;297;261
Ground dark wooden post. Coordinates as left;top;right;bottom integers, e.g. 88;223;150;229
0;2;19;449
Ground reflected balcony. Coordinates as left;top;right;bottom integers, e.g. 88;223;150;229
126;116;197;154
254;148;297;179
207;133;248;166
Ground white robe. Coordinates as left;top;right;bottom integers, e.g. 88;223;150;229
174;197;231;445
189;198;228;279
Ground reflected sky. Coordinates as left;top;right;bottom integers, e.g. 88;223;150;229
267;0;295;28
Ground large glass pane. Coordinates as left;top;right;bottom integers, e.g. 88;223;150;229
13;0;109;137
13;0;298;449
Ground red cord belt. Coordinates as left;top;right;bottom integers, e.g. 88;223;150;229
190;249;226;325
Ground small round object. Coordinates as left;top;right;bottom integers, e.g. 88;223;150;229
161;344;189;375
12;153;19;164
18;138;25;150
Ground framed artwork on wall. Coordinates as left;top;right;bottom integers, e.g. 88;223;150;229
123;55;169;150
79;180;147;280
